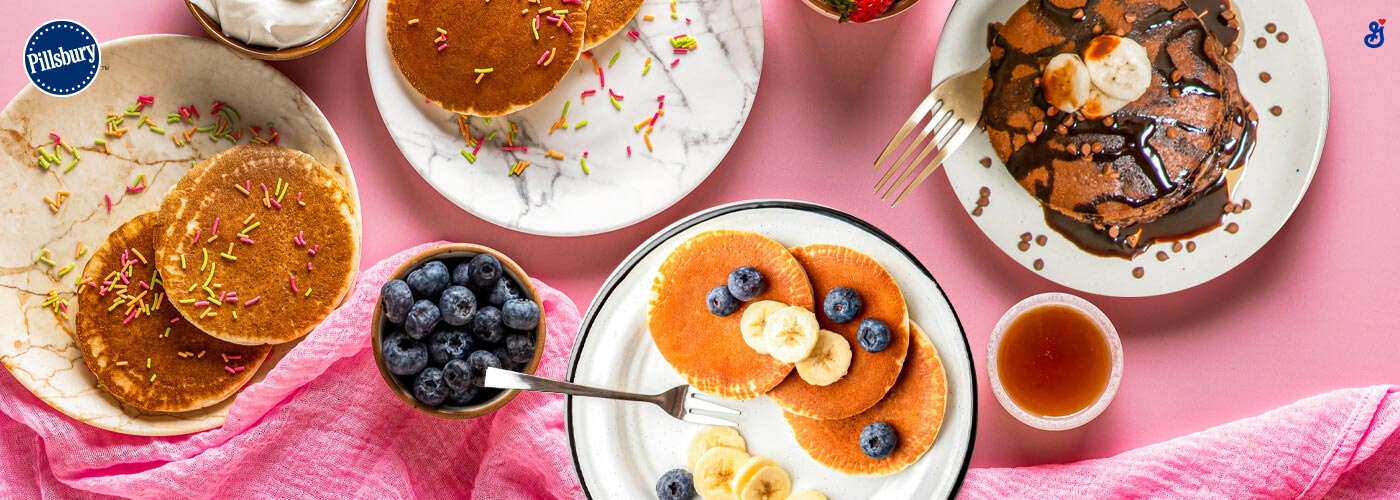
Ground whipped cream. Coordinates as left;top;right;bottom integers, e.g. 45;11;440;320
191;0;353;50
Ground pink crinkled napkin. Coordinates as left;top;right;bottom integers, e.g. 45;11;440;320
0;242;586;500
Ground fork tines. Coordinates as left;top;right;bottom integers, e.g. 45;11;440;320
683;389;740;427
873;61;988;207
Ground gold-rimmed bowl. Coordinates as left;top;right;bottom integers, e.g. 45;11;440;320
800;0;922;23
185;0;369;60
370;243;546;419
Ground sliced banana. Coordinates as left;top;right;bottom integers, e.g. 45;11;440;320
695;446;753;500
1082;88;1131;119
794;330;852;386
739;301;788;355
736;466;792;500
762;306;820;363
1042;53;1091;113
1083;35;1152;101
786;490;828;500
688;426;748;469
731;456;780;493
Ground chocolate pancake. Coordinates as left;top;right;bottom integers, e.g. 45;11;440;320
75;212;271;413
984;0;1255;249
582;0;643;49
155;144;359;345
387;0;589;117
649;230;814;400
767;245;910;420
783;323;946;476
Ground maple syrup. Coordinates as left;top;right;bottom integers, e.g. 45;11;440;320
996;304;1112;418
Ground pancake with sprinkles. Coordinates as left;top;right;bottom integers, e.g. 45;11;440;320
581;0;643;49
75;212;271;413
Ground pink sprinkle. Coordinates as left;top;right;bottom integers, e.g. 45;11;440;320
245;180;252;191
627;30;640;41
290;276;299;293
545;15;562;23
472;137;485;155
686;17;692;24
436;44;448;52
120;273;130;285
211;217;220;236
244;296;261;306
650;112;661;126
126;184;146;193
674;48;690;54
270;198;283;209
673;34;689;39
139;280;150;290
658;94;666;101
581;89;597;99
122;308;138;324
295;230;305;245
659;100;665;110
234;365;246;372
225;293;238;300
228;355;242;360
193;229;202;244
561;20;575;34
627;146;632;157
609;89;624;99
49;132;62;145
296;192;303;203
218;291;227;302
670;59;680;67
307;262;314;271
170;317;180;323
104;195;112;213
310;244;320;256
501;145;529;152
240;237;255;245
598;65;606;88
194;301;211;307
59;302;67;313
583;151;590;158
225;366;236;374
537;50;551;65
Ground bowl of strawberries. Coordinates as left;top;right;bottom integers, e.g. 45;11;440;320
803;0;918;23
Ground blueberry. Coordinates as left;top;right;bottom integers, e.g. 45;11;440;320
492;347;518;371
505;333;535;364
857;318;892;352
380;280;414;324
451;261;473;287
468;254;503;289
502;298;541;330
859;421;899;459
405;300;441;339
442;359;472;391
655;469;696;500
726;266;767;301
706;285;740;317
438;286;477;326
381;332;428;376
471;306;505;344
489;277;522;306
467;350;501;387
427;329;473;365
413;367;449;407
823;286;864;324
447;384;479;406
406;261;450;299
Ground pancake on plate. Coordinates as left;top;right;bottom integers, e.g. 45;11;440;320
386;0;589;116
767;244;910;420
155;144;358;345
649;230;813;400
75;212;271;413
783;323;946;476
582;0;643;49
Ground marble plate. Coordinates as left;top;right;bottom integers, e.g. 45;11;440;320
0;35;361;436
933;0;1328;297
365;0;763;236
567;201;977;498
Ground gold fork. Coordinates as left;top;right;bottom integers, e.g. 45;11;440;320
874;60;990;207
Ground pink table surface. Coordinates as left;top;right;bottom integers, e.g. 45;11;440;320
2;0;1396;473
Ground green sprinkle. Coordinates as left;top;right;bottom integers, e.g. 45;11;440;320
167;113;181;123
643;64;652;76
187;282;199;292
485;130;498;142
34;249;50;263
93;138;106;146
178;298;196;304
150;374;157;383
124;110;141;117
63;159;79;172
180;254;187;269
240;222;261;235
609;50;621;67
38;156;50;169
163;327;171;338
149;126;166;135
484;118;492;125
201;248;208;271
204;262;216;288
196;125;216;133
57;263;74;277
232;310;239;320
146;358;151;369
220;253;237;261
581;157;590;175
38;256;56;266
474;67;494;73
574;120;589;129
610;95;622;110
304;287;313;297
461;150;477;163
107;299;124;311
560;100;571;119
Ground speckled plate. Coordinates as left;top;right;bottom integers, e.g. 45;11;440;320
364;0;763;236
934;0;1328;297
0;35;361;435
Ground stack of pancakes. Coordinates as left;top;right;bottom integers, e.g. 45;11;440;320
75;144;358;413
649;230;948;476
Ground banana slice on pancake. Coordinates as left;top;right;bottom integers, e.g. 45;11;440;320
762;306;820;363
795;330;852;386
739;300;787;355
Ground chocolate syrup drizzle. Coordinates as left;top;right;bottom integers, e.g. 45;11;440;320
985;0;1257;258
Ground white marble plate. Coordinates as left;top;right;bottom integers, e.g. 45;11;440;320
0;35;361;435
933;0;1328;297
365;0;763;236
566;201;977;498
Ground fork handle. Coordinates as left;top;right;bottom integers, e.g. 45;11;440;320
482;368;656;404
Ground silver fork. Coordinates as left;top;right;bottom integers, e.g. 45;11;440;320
874;60;990;207
482;368;741;426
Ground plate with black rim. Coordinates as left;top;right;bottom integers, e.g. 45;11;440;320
565;200;976;498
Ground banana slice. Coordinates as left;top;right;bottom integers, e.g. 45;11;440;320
786;490;828;500
688;426;748;469
731;456;780;493
695;446;753;500
1083;35;1152;101
1042;53;1091;113
740;301;788;355
1082;88;1131;119
794;330;852;386
763;306;820;363
736;466;791;500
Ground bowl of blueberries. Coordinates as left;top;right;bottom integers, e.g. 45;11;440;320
371;244;545;418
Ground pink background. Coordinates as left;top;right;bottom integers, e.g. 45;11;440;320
2;0;1395;471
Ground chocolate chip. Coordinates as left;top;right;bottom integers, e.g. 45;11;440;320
971;206;983;217
1220;10;1235;20
1265;22;1277;34
1102;117;1115;127
1170;88;1182;98
1017;241;1031;252
1080;143;1092;157
1166;127;1180;139
1170;69;1182;82
1093;24;1104;35
980;157;992;168
1020;232;1033;242
1035;235;1047;246
1260;72;1272;83
1156;251;1169;262
1171;241;1184;253
1033;122;1046;135
1277;32;1289;43
1187;241;1198;252
1091;142;1105;153
1057;125;1069;135
1222;202;1235;214
1132;267;1145;279
1269;106;1282;116
1033;259;1045;271
1047;106;1059;117
1242;199;1252;210
1072;8;1085;21
1125;13;1137;23
1225;222;1240;234
1108;226;1121;238
1255;37;1267;49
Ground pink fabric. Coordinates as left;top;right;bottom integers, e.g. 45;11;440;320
963;385;1400;499
0;242;586;500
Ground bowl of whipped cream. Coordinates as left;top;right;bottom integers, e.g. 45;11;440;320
186;0;367;60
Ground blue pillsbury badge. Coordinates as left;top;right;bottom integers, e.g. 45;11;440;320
23;20;101;97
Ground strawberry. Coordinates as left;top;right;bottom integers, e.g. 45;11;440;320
827;0;894;23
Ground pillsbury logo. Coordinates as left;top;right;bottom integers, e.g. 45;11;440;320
23;20;100;97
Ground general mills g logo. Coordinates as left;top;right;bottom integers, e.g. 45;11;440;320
23;20;100;97
1365;19;1386;49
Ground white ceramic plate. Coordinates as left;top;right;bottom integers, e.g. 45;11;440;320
933;0;1328;297
566;201;976;498
364;0;763;236
0;35;361;435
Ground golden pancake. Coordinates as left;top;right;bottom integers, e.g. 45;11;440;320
75;212;271;413
581;0;643;49
386;0;589;117
783;323;946;476
649;230;813;400
768;244;910;420
155;144;359;345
